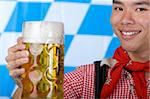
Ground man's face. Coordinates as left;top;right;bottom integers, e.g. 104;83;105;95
111;0;150;53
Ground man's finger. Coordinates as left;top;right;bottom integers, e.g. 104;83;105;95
6;50;29;62
7;58;29;70
17;37;23;45
8;44;26;54
9;68;25;78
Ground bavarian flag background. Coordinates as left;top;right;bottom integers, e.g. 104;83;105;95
0;0;120;98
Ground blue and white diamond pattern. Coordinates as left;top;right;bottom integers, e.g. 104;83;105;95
0;0;120;98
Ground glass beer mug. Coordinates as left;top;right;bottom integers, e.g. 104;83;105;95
21;21;64;99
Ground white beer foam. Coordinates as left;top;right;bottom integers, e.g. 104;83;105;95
22;21;64;44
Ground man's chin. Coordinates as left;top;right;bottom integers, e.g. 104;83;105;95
121;44;138;52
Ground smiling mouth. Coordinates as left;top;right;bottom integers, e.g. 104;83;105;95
119;30;141;40
121;30;141;36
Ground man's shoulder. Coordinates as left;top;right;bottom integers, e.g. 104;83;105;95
77;63;95;72
64;63;95;79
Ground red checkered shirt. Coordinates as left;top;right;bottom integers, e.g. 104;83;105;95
64;59;150;99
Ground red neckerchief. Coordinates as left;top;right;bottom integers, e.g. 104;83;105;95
100;46;150;98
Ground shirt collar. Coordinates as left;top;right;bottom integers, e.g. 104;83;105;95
100;58;117;67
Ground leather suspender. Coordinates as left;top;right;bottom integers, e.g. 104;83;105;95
94;61;108;99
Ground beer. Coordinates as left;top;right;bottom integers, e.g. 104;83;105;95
21;21;64;99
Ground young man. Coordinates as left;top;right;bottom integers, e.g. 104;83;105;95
5;0;150;98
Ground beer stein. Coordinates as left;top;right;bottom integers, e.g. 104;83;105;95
21;21;64;99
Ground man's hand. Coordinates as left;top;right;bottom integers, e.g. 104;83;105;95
5;37;29;78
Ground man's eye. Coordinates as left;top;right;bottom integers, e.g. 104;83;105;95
136;8;148;12
113;7;123;11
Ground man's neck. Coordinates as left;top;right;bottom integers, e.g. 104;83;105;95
128;49;150;63
145;72;150;80
128;49;150;80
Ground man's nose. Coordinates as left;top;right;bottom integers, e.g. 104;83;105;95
120;11;135;25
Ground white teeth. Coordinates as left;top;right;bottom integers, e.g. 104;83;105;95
122;31;138;36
